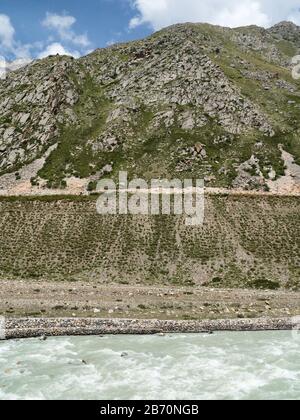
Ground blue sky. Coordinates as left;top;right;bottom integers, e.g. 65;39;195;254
0;0;152;61
1;0;300;62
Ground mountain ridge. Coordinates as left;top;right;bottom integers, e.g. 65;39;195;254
0;20;300;194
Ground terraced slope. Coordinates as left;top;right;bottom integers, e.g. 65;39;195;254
0;195;299;290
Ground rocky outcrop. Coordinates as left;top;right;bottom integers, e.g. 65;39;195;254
89;40;273;135
0;56;80;173
0;21;300;192
268;21;300;44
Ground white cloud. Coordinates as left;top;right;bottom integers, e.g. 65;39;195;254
38;42;80;59
106;39;117;46
0;14;33;62
6;58;32;71
0;10;94;66
0;55;31;79
287;12;300;26
0;11;90;63
42;12;90;47
0;14;15;49
129;0;300;30
42;13;76;33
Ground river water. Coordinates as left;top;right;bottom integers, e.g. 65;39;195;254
0;331;299;400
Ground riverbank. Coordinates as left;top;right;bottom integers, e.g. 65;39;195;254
1;281;300;320
3;317;299;340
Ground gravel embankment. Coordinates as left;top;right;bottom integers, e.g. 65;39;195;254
3;317;299;340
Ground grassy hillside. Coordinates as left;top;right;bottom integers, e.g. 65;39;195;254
0;195;299;290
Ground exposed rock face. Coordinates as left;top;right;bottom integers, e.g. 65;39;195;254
0;56;81;173
231;29;283;65
0;21;300;192
233;155;265;190
92;40;273;136
269;21;300;43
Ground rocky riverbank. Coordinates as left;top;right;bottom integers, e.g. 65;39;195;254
3;317;299;340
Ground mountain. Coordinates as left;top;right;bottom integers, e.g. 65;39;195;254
0;21;300;194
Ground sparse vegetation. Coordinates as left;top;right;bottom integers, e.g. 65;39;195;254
0;195;298;291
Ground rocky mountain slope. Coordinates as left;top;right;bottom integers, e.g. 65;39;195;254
0;21;300;193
